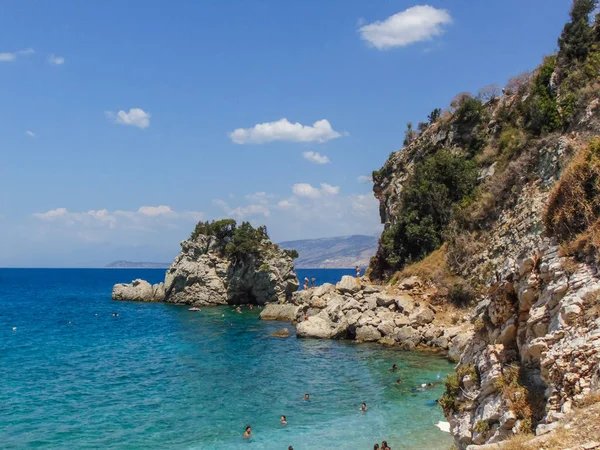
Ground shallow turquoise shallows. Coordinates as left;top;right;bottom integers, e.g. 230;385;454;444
0;269;454;449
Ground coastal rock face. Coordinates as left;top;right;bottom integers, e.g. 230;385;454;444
112;220;299;306
112;279;165;302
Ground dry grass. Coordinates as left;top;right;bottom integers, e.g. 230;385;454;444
501;398;600;450
393;244;449;285
391;244;477;307
544;138;600;259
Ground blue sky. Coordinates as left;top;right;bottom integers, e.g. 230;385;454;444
0;0;571;267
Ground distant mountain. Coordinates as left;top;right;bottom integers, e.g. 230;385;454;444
279;235;378;269
105;260;171;269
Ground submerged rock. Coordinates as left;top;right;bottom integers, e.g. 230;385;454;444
270;328;291;338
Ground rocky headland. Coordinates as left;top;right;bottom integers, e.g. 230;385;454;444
112;219;299;306
360;2;600;447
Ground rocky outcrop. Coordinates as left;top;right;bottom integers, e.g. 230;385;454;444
285;276;472;352
112;279;165;302
112;220;299;306
260;304;300;322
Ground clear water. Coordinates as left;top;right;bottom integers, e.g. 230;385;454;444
0;269;454;449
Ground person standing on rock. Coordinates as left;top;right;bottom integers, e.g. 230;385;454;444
311;277;316;288
356;266;361;278
303;277;309;289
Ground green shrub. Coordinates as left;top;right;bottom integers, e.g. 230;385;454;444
259;263;270;272
439;364;478;413
474;420;490;434
190;218;236;241
374;151;478;275
284;249;299;259
428;108;442;124
558;0;596;65
519;56;562;135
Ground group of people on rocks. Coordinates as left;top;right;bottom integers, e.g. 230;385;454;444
302;266;364;290
302;277;316;289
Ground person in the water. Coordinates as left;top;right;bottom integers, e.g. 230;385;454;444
243;426;251;438
391;364;398;371
280;415;287;425
374;444;380;450
396;379;402;385
381;440;391;450
360;402;367;412
303;393;310;401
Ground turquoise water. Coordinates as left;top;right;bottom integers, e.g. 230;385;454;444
0;269;454;449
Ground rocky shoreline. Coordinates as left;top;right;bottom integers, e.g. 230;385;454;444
260;275;473;361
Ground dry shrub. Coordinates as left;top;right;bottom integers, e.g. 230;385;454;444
494;365;533;434
544;138;600;252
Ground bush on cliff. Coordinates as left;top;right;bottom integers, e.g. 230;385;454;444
189;219;298;264
374;151;477;275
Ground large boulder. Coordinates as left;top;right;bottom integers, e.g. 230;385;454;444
112;279;165;302
336;275;360;294
260;304;300;321
296;314;349;339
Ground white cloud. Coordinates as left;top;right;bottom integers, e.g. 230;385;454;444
215;184;382;241
229;118;342;144
48;54;65;65
0;48;35;62
25;130;36;138
33;205;202;232
303;151;331;164
137;205;173;217
292;183;340;199
105;108;151;129
357;175;372;183
214;199;270;218
359;5;452;50
34;208;68;219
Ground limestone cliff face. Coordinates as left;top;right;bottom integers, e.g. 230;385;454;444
112;221;299;306
368;13;600;447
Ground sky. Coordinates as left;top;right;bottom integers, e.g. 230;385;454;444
0;0;572;267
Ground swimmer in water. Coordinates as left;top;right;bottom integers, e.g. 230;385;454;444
360;402;368;412
382;441;391;450
236;306;242;314
281;415;287;425
374;445;380;450
391;364;398;371
396;379;403;385
288;447;294;450
303;393;310;401
243;426;251;438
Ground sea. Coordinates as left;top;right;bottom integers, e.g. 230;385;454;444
0;268;454;449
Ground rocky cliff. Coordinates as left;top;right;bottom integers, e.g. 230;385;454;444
112;219;299;306
367;2;600;448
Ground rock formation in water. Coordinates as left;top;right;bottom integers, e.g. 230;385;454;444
112;219;299;306
364;2;600;447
